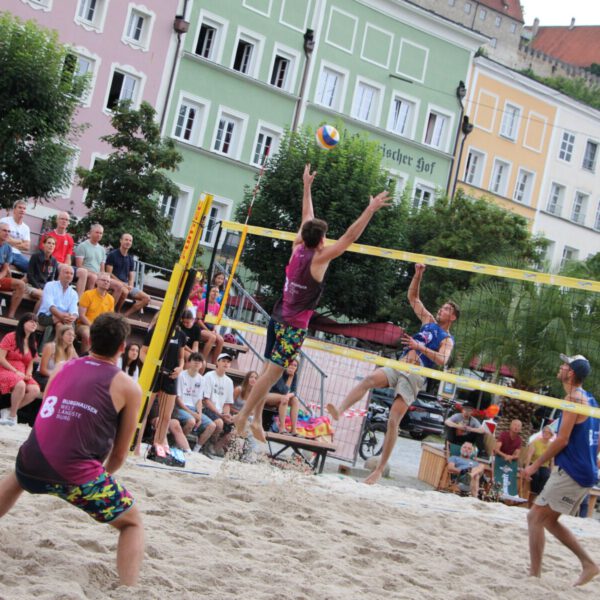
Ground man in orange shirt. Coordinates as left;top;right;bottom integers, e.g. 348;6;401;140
77;273;115;353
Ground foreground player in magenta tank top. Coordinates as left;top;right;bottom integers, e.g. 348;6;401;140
0;313;144;586
235;164;390;443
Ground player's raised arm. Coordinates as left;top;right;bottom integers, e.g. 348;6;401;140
312;191;390;272
408;264;434;324
293;164;317;250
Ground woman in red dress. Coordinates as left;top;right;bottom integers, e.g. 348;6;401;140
0;313;41;426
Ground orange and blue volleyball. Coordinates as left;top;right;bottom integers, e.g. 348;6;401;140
315;125;339;150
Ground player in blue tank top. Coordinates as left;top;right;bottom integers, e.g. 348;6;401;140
328;263;459;485
524;353;599;587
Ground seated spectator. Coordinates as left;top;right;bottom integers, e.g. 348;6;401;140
119;343;142;383
203;271;226;304
34;324;78;391
444;402;487;458
105;233;150;318
39;212;83;294
0;200;30;272
196;286;224;363
74;223;121;297
187;274;205;317
37;265;78;348
0;221;25;319
494;419;523;496
447;441;486;497
525;425;554;506
140;314;186;456
232;370;258;415
146;398;194;455
26;236;59;312
0;313;41;426
179;309;201;360
77;272;115;354
202;353;235;456
173;353;216;455
265;359;300;435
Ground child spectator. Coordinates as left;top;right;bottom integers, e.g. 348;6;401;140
266;359;300;435
0;313;41;426
196;286;224;363
232;370;258;415
179;310;202;360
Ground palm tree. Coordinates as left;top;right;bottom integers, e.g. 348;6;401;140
454;280;600;438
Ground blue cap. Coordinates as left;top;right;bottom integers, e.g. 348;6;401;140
560;353;591;381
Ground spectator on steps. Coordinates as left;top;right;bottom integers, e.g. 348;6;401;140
0;222;25;319
34;324;78;391
26;236;59;313
0;200;31;272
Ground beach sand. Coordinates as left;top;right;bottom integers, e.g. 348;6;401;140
0;425;598;600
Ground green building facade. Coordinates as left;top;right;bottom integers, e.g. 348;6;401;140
162;0;484;245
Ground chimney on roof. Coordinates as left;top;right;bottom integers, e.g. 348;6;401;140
531;18;539;37
569;18;576;29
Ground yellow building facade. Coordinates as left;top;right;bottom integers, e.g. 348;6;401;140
455;57;557;227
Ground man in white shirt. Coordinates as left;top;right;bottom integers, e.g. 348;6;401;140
0;200;31;272
173;353;216;453
202;353;235;456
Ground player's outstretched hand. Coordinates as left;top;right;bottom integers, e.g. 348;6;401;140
303;163;317;187
414;263;426;276
369;190;391;212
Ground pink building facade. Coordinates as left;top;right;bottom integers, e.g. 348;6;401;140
4;0;181;229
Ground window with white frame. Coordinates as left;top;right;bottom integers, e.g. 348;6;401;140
201;202;229;246
490;159;510;196
513;169;534;204
558;131;575;162
232;31;261;77
413;184;435;210
213;111;245;158
546;183;565;216
76;0;107;29
157;194;179;222
423;110;449;150
63;52;95;102
55;147;80;198
464;149;485;187
510;22;517;33
594;201;600;231
106;70;140;110
173;98;207;146
500;103;520;140
352;81;380;124
570;191;589;225
479;8;486;20
270;50;296;91
560;246;578;269
25;0;52;9
195;16;226;61
124;7;153;49
252;126;281;167
386;173;407;203
495;16;502;27
315;66;345;111
464;2;472;14
388;95;416;138
490;38;497;48
582;140;598;172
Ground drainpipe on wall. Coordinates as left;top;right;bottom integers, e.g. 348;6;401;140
291;28;315;132
445;81;467;198
159;0;190;133
451;115;474;201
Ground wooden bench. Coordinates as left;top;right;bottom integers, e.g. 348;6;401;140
265;431;336;474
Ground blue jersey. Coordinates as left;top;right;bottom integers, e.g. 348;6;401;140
400;322;454;369
555;389;599;488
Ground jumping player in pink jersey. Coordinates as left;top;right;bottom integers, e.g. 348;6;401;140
0;313;144;586
235;164;390;442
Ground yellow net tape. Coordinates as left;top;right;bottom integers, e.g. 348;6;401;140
207;314;600;419
220;220;600;293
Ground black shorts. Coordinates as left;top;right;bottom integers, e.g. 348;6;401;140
152;372;177;395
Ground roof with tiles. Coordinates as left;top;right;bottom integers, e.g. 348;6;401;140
529;25;600;68
476;0;524;23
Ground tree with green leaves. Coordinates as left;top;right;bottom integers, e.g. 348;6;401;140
76;101;183;266
235;127;407;321
380;190;546;329
0;13;86;207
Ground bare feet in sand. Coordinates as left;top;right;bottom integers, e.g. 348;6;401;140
250;419;267;444
574;562;600;587
364;468;383;485
326;403;339;420
233;415;248;438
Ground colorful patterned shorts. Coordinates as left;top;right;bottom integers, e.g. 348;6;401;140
264;318;307;368
16;469;134;524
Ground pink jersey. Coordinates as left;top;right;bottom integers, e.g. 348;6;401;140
17;356;121;485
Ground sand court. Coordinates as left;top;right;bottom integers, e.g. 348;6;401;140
0;424;599;599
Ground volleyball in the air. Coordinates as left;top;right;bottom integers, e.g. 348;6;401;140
315;125;339;150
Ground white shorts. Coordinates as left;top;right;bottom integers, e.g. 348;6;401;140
535;468;590;516
381;367;425;407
